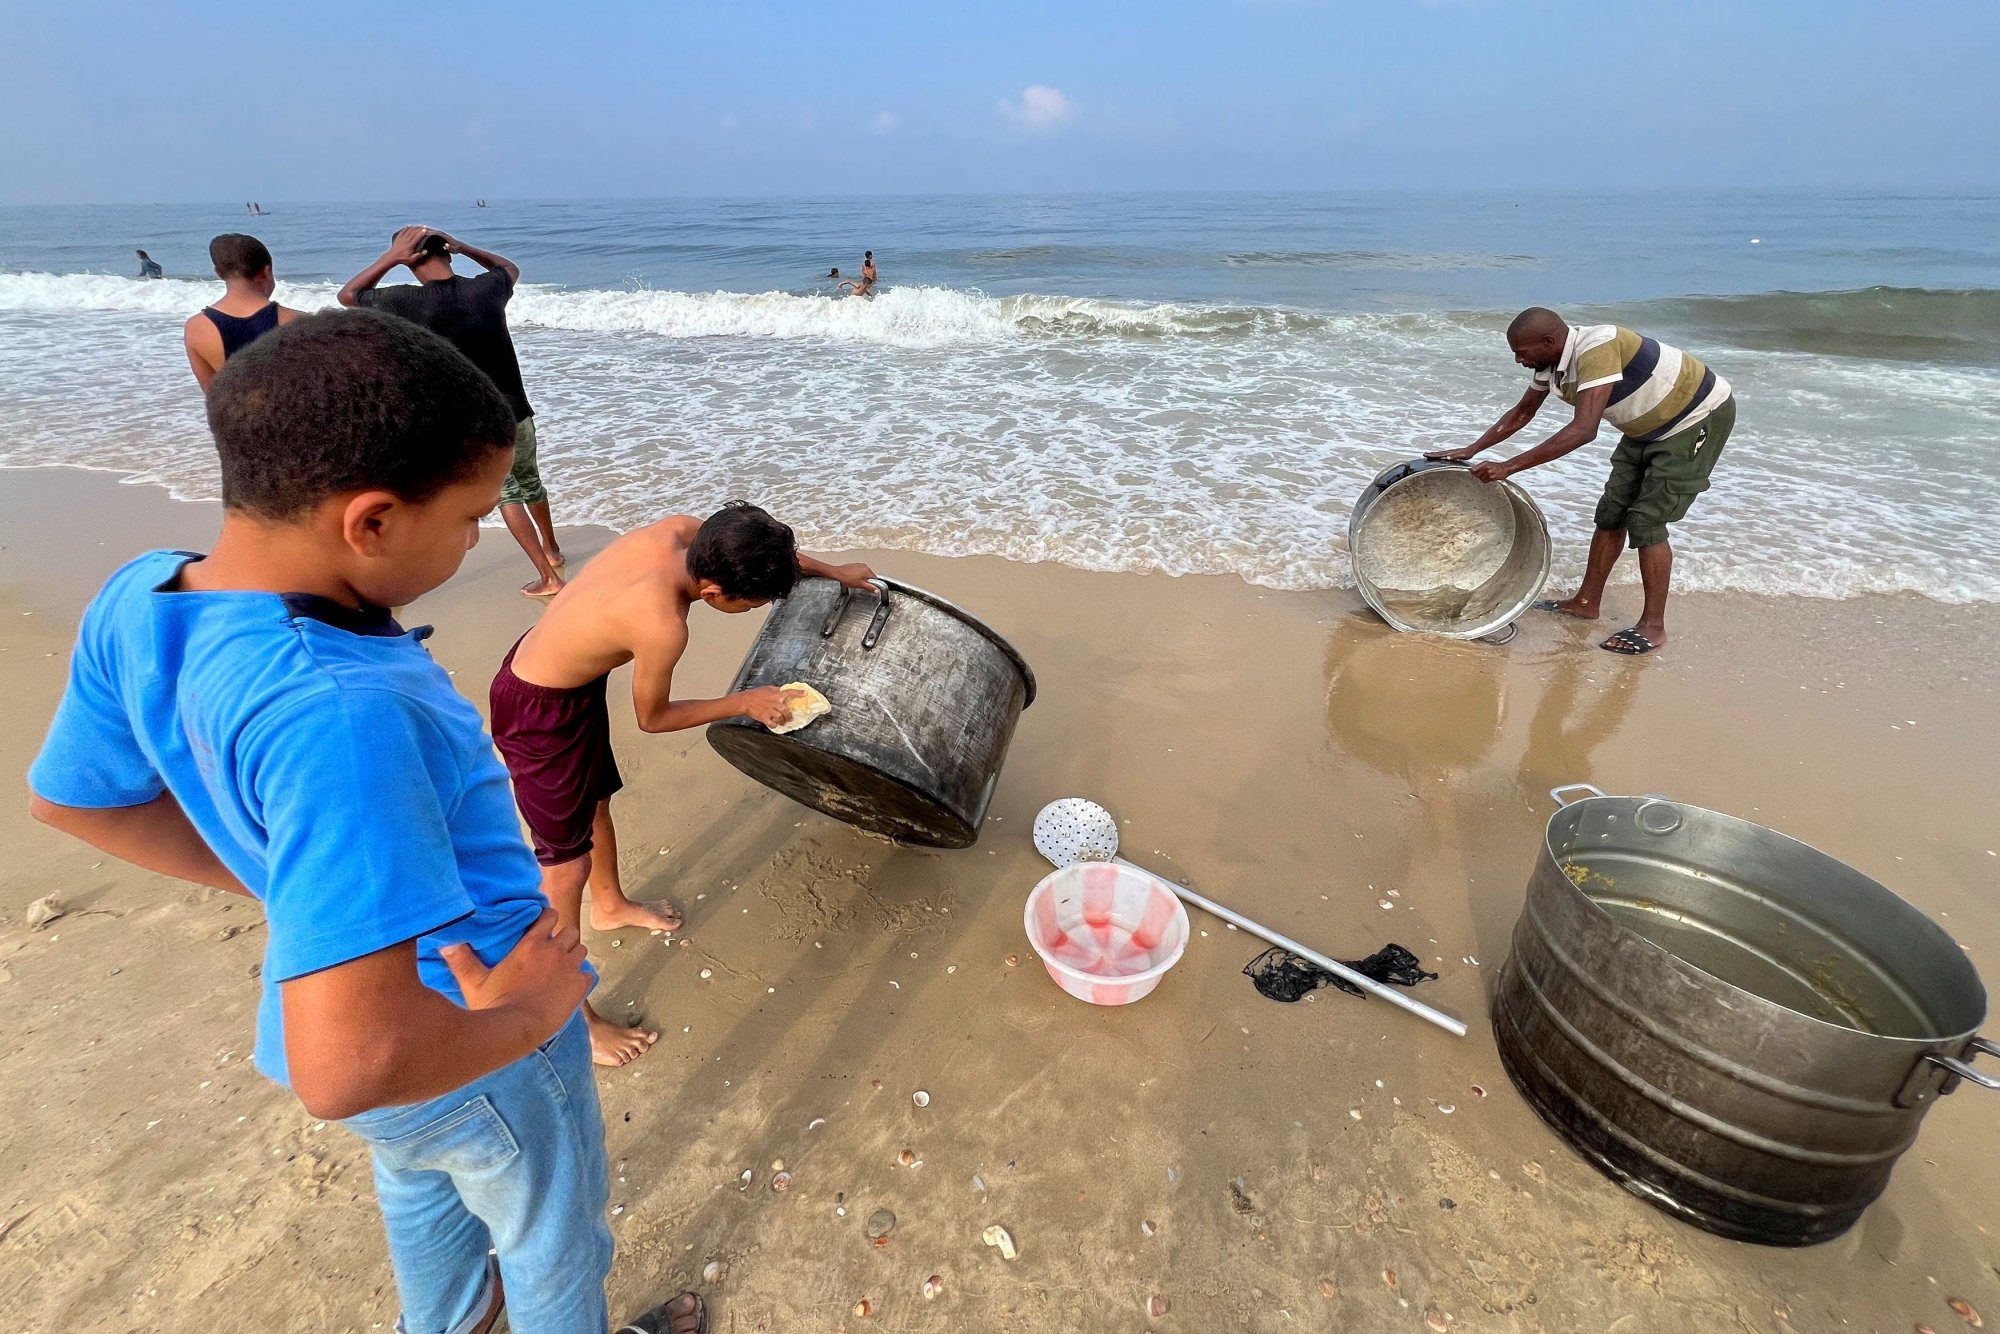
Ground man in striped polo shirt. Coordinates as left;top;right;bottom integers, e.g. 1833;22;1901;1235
1428;307;1735;655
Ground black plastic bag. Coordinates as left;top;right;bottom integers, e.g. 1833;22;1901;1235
1243;943;1438;1003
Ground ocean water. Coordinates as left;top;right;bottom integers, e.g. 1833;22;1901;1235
2;191;1996;601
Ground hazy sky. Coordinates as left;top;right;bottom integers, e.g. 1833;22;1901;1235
4;0;1996;203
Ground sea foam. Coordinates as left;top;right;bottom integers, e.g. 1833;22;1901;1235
3;274;1995;604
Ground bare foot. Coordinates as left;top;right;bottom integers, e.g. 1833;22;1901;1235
590;894;684;934
547;549;567;574
1534;595;1600;621
586;1003;658;1067
521;573;564;600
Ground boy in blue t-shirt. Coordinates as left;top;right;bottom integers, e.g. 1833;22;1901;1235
27;310;705;1334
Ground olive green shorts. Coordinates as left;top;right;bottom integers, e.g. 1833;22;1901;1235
500;416;549;508
1594;396;1735;549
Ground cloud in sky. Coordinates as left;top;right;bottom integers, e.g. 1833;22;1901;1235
873;110;897;133
999;84;1074;131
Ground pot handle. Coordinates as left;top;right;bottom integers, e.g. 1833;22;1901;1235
819;579;893;651
1550;783;1609;807
1926;1036;2000;1092
1373;458;1467;493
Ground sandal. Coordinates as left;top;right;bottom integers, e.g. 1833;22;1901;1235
1600;628;1659;656
619;1291;707;1334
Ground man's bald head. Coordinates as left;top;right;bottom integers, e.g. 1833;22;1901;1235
1507;307;1569;370
1508;307;1566;343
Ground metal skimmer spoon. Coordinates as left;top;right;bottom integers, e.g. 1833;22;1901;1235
1031;797;1467;1037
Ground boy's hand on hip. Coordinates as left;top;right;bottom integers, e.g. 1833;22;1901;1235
440;908;589;1030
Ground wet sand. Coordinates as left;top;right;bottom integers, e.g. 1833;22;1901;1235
1;466;1996;1332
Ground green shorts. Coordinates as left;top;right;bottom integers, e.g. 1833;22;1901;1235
1594;396;1734;549
500;416;549;508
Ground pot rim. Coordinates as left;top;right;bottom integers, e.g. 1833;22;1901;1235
1541;786;1989;1048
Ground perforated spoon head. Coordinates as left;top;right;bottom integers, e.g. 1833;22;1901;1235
1032;797;1123;867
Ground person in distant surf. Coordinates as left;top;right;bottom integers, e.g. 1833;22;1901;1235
182;233;304;393
835;258;875;298
1427;307;1736;656
488;503;873;1066
135;250;163;280
339;226;567;599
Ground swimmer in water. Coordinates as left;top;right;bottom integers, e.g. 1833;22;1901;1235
832;261;876;298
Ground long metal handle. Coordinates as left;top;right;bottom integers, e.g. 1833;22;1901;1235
1927;1035;2000;1092
1114;857;1468;1038
861;579;891;649
818;579;892;649
1550;783;1608;807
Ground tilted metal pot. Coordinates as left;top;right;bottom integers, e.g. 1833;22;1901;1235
1348;458;1551;640
708;576;1036;848
1493;784;1996;1246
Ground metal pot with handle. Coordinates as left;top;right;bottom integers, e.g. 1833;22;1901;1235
1493;783;1996;1246
708;576;1036;848
1348;458;1551;640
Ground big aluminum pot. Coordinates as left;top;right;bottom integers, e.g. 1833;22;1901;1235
708;576;1036;848
1493;784;1996;1247
1348;458;1551;640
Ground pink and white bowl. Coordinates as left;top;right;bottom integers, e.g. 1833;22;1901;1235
1023;862;1190;1006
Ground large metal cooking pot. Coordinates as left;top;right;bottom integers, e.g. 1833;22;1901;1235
1349;458;1551;639
1494;784;1996;1247
708;576;1036;848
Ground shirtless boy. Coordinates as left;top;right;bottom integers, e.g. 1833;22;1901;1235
491;502;875;1065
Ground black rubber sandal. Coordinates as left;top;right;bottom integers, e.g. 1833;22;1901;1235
1600;628;1659;656
618;1291;707;1334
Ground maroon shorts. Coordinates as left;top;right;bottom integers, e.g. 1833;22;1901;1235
490;638;623;866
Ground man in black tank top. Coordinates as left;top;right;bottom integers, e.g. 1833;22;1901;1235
183;234;302;393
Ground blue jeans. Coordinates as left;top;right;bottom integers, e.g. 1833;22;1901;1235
340;1012;613;1334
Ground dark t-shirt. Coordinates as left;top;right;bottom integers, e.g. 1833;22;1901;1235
357;271;533;420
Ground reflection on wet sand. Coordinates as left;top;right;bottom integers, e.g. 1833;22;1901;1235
1323;619;1506;785
1514;644;1645;806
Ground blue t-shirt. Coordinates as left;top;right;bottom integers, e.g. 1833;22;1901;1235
28;551;549;1087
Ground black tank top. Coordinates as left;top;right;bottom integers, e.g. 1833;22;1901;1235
203;303;280;360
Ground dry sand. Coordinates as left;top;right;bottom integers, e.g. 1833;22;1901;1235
1;466;1996;1333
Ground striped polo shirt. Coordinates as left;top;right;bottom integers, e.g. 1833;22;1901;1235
1533;325;1733;442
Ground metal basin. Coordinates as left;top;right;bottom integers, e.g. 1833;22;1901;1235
708;576;1036;848
1494;784;1996;1246
1349;458;1551;639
